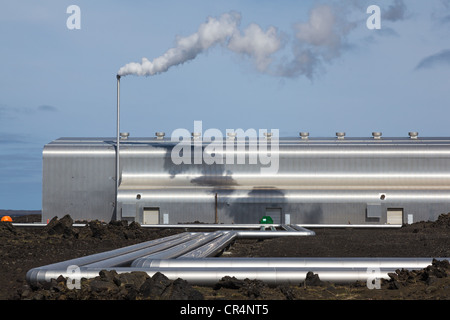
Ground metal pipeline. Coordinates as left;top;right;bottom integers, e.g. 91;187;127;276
134;257;442;270
25;266;385;286
178;231;237;259
26;232;197;283
130;231;224;264
81;232;206;268
25;261;449;286
12;223;402;229
130;257;448;284
28;228;447;287
235;228;315;238
128;267;393;286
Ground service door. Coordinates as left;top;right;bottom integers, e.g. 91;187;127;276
143;207;160;225
387;208;403;225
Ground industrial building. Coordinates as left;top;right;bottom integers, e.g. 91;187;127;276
42;131;450;225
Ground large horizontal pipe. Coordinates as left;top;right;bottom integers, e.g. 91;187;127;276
137;267;394;286
133;258;442;270
141;223;401;229
26;262;449;286
137;257;443;269
235;228;316;238
12;223;402;229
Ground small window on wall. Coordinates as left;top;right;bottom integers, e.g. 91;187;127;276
387;208;403;225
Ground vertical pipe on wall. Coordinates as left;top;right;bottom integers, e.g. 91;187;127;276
115;75;121;220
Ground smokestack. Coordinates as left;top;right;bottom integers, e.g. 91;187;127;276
115;74;121;219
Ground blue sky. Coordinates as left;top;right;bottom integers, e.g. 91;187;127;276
1;0;450;210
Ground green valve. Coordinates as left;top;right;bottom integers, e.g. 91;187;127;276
259;216;273;224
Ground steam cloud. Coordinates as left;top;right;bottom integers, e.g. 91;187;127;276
117;5;359;79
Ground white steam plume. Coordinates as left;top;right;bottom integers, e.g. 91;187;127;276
118;12;281;77
118;12;240;76
275;4;356;79
227;23;282;72
117;4;366;80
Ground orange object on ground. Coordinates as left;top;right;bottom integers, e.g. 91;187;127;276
1;216;13;222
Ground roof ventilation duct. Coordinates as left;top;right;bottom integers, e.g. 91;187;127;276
227;132;237;140
299;132;309;140
191;132;202;140
409;132;419;139
155;132;165;139
336;132;345;140
372;132;382;140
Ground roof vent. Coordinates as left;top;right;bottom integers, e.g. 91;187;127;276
155;132;165;139
120;132;129;140
372;132;382;139
227;132;237;140
299;132;309;140
409;132;419;139
264;132;273;139
191;132;202;140
336;132;345;140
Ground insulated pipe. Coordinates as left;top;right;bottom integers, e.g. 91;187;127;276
140;223;401;229
31;229;449;287
81;233;205;268
235;229;315;238
137;257;442;269
140;267;392;286
172;231;237;259
26;232;193;282
12;223;402;229
141;223;279;229
27;258;450;286
21;266;421;287
131;231;225;264
290;225;317;233
281;224;295;231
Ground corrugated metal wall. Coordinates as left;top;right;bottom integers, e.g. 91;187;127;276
43;137;450;224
